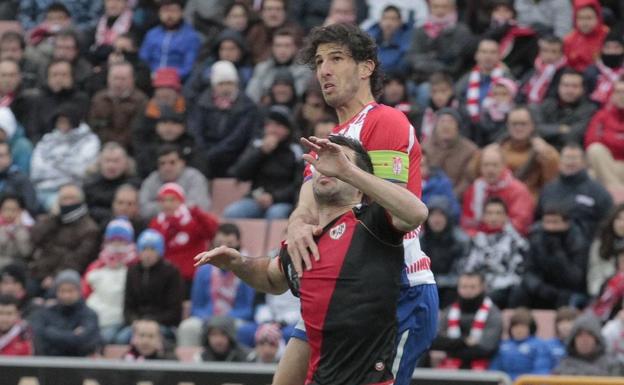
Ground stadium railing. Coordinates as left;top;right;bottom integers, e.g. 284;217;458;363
514;375;624;385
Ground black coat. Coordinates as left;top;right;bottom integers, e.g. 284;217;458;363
25;87;90;142
134;132;204;179
532;97;598;149
83;173;141;227
0;165;39;214
420;225;470;288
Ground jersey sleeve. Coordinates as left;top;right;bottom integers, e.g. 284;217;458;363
278;245;301;297
355;203;405;246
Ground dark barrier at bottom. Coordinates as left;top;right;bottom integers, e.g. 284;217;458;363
0;357;511;385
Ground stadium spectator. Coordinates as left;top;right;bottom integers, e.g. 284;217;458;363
588;204;624;297
366;5;412;75
0;294;32;356
0;194;33;270
26;59;90;142
532;69;597;149
0;105;32;175
23;4;73;69
195;315;249;362
423;108;478;198
474;77;518;146
591;249;624;322
408;0;474;82
29;184;100;296
83;218;136;344
415;71;464;142
90;0;134;61
421;150;460;221
139;0;200;80
464;197;527;308
293;81;334;139
323;0;358;26
246;323;283;363
489;308;550;379
88;61;147;150
139;145;210;220
108;184;145;235
420;196;470;308
18;0;103;31
483;0;537;79
430;271;503;370
456;39;512;124
31;269;100;356
247;284;300;348
553;313;621;375
0;59;30;130
545;306;579;370
498;106;560;197
378;72;419;128
563;0;609;72
177;223;254;347
585;32;624;106
117;229;183;344
461;144;535;237
246;28;311;103
83;142;139;228
602;308;624;366
30;104;100;210
311;115;336;139
188;60;261;178
359;0;425;30
149;183;218;292
123;318;174;361
514;0;572;38
513;203;590;309
0;264;38;320
518;35;567;105
0;32;38;91
43;29;93;91
261;69;298;109
585;77;624;189
537;142;612;242
0;140;37;215
224;106;303;220
222;1;253;37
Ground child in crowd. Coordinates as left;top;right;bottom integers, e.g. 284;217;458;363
123;319;172;361
546;306;579;369
195;315;248;363
0;294;32;356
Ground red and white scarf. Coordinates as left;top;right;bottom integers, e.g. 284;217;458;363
95;9;133;47
0;322;25;351
420;107;437;143
466;66;505;122
524;56;568;104
446;296;493;341
498;23;536;59
471;169;514;222
590;60;624;105
423;12;457;39
210;267;240;316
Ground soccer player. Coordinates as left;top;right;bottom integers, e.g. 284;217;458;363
282;23;439;385
195;135;428;384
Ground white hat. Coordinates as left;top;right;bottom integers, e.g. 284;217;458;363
210;60;239;87
0;107;17;140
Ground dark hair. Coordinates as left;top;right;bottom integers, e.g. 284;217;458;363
542;201;570;221
328;135;373;174
225;0;252;18
561;141;584;154
261;0;287;11
157;143;184;160
478;37;499;49
0;193;25;210
598;203;624;260
460;270;486;283
55;29;80;46
0;294;19;309
559;68;584;83
298;23;383;98
46;2;71;17
0;31;25;50
117;32;139;49
272;27;299;46
508;105;535;125
382;5;402;19
509;307;537;336
217;223;241;240
484;196;508;214
555;306;579;324
159;0;184;8
429;71;454;87
47;58;73;77
539;34;563;46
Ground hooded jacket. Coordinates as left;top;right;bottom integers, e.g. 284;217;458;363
245;57;312;104
563;0;609;72
489;335;551;380
585;104;624;160
198;316;249;362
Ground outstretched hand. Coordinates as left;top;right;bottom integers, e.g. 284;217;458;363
194;245;243;270
301;136;353;178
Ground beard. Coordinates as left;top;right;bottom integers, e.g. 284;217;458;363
312;180;358;207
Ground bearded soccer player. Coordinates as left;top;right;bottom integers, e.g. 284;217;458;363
195;135;428;384
274;23;439;385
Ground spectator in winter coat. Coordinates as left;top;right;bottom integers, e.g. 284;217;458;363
0;141;37;215
563;0;609;72
0;33;40;91
378;72;420;128
553;313;621;375
107;184;146;236
420;196;470;308
139;0;200;80
82;218;136;344
366;5;412;75
224;106;303;220
83;142;140;228
195;315;249;362
148;183;218;291
430;272;503;370
0;60;34;142
188;61;261;178
421;151;460;222
588;204;624;297
514;0;572;38
461;144;535;237
537;142;612;242
585;78;624;189
545;307;579;370
116;229;183;344
39;29;93;92
30;104;100;211
0;194;32;270
0;264;39;321
31;269;100;356
408;0;474;82
0;106;33;176
518;35;568;105
139;145;210;220
0;294;32;356
474;77;518;146
177;223;255;347
18;0;102;31
584;32;624;106
123;319;174;361
602;308;624;366
89;0;134;60
513;203;590;309
532;69;597;149
489;308;550;380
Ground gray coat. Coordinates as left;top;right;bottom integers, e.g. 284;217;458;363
531;97;598;148
245;58;312;103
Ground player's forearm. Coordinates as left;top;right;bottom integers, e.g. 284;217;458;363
231;257;288;295
342;164;428;230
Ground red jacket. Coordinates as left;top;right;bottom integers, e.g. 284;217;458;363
461;169;535;237
585;104;624;160
563;0;609;72
0;323;33;356
149;205;218;280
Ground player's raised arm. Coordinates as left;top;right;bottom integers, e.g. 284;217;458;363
194;246;289;295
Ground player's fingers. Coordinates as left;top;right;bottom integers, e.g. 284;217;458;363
305;235;320;263
302;154;316;165
287;243;304;276
300;137;321;152
301;249;313;271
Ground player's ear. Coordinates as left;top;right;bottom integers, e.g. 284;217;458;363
359;60;374;80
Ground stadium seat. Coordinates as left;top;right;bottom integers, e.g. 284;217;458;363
229;219;269;257
103;345;129;359
175;346;202;362
210;178;251;216
0;21;22;37
266;219;288;253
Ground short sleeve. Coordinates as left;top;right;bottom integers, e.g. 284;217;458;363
278;245;301;297
355;203;405;246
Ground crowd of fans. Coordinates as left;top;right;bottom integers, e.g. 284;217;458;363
0;0;623;380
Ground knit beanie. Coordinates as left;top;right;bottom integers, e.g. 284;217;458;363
210;60;239;87
54;269;81;290
104;217;135;243
158;182;186;203
137;229;165;257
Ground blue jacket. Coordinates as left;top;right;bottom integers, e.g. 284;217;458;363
366;23;412;74
10;124;32;175
545;338;566;370
489;336;551;380
139;22;200;79
190;264;255;321
422;168;461;221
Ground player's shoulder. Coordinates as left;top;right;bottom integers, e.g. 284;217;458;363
368;103;412;124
